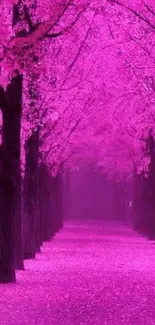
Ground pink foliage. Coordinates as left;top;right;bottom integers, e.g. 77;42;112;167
0;0;155;178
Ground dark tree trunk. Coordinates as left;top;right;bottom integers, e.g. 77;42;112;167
39;166;55;242
143;133;155;239
132;173;140;231
132;172;145;234
134;132;155;239
24;130;39;259
40;171;63;241
63;170;70;220
53;174;63;234
0;74;23;283
38;165;45;246
6;77;24;270
125;179;133;226
36;173;42;251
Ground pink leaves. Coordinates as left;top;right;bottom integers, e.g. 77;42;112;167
0;0;154;178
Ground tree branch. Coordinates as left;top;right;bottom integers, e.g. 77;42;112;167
44;32;63;39
23;5;34;32
109;0;155;30
144;3;155;16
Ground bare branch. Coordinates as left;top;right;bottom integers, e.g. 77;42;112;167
109;0;155;30
67;26;91;75
144;3;155;16
23;5;34;31
44;31;63;38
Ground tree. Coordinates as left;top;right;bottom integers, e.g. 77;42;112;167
0;0;91;282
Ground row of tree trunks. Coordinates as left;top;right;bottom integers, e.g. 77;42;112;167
23;131;64;259
0;99;64;282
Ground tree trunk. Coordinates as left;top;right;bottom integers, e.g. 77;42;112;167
24;130;39;259
38;165;45;245
0;74;23;283
39;166;55;241
53;174;63;234
63;170;70;220
132;172;144;233
41;172;63;241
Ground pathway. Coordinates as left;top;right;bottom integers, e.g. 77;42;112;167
1;219;155;325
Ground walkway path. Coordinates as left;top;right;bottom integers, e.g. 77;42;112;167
1;220;155;325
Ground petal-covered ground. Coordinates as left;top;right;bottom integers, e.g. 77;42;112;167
1;219;155;325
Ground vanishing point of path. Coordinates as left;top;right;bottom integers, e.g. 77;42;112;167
1;219;155;325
